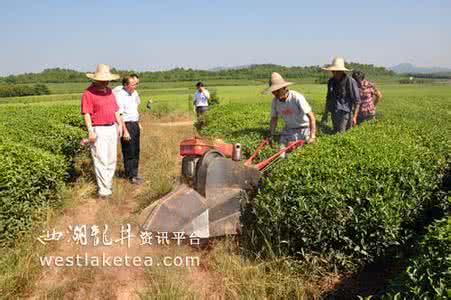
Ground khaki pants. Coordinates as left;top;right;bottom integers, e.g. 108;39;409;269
279;127;310;159
279;127;310;146
90;125;118;196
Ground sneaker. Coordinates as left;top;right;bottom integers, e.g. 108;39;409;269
131;177;144;185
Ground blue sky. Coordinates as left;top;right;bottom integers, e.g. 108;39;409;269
1;0;450;75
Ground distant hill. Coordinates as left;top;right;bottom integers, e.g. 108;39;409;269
0;63;395;84
390;63;451;74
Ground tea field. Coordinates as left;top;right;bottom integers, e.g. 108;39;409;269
0;81;449;297
200;83;450;298
0;105;85;242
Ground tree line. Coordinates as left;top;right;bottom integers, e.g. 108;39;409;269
0;83;51;97
0;63;395;84
406;72;451;79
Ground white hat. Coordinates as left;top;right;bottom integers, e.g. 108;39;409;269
322;57;351;72
263;72;293;94
86;64;120;81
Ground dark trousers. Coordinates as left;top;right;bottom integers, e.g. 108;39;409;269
196;106;208;117
332;110;352;133
195;106;208;130
121;122;140;178
357;112;375;125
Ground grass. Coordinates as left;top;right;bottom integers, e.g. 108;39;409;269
132;112;194;211
205;240;323;299
44;79;268;94
139;260;199;299
138;239;329;299
0;234;48;297
2;81;449;116
135;225;327;298
40;267;104;299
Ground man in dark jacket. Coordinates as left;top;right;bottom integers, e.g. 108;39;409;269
322;57;361;133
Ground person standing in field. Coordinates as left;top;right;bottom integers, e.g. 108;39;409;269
322;57;361;133
81;64;124;199
193;81;210;116
114;73;153;112
266;72;316;147
114;75;144;184
113;73;140;93
193;81;210;129
351;71;382;124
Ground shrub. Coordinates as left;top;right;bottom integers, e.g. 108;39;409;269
0;106;84;159
0;140;66;242
152;102;176;117
201;100;449;272
246;123;447;271
315;73;329;84
382;215;450;299
0;84;51;97
209;89;220;106
33;84;51;95
0;105;85;244
199;103;271;157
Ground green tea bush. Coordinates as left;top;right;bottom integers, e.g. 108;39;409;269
0;140;66;242
249;122;447;270
0;104;84;244
199;103;273;158
382;215;450;299
209;89;220;106
201;100;449;271
0;105;84;158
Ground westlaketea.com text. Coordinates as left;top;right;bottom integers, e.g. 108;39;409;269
39;253;200;268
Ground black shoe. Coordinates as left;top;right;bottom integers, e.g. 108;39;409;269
97;194;112;200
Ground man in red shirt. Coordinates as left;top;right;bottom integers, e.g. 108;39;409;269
81;64;125;199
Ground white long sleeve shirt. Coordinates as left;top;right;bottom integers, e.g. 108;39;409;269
194;89;210;107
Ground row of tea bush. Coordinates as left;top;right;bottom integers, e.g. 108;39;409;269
200;93;449;276
0;105;85;243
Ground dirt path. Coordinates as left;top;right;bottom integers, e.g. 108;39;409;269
155;121;193;127
26;113;328;299
29;114;219;299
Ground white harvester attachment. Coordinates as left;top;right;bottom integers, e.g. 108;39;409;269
140;137;303;239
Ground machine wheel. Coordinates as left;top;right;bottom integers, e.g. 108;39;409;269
195;149;225;196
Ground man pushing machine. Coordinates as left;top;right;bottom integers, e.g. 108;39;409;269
264;72;316;155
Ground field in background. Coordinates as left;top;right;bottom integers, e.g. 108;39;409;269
1;80;450;114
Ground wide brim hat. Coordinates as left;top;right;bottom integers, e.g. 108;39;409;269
322;57;351;72
262;72;293;94
86;64;120;81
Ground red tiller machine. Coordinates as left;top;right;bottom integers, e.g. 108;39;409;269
140;136;304;239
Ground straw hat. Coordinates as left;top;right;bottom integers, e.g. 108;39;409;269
322;57;351;72
263;72;293;94
86;64;120;81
